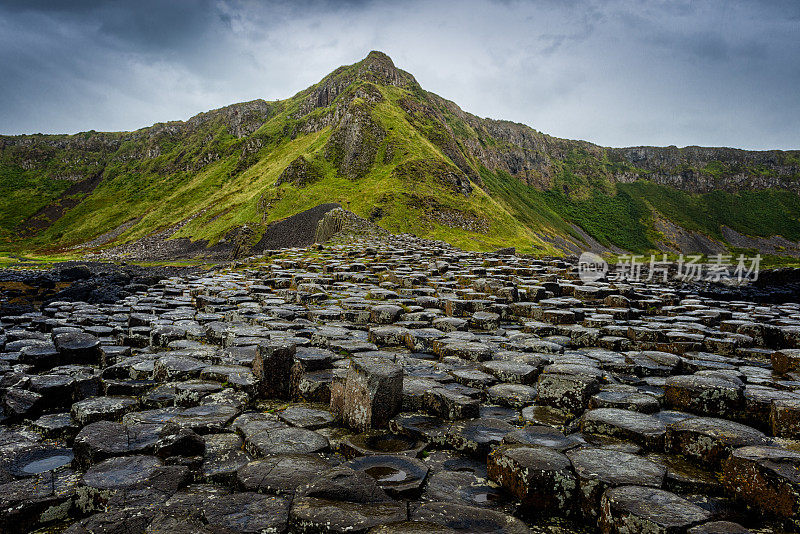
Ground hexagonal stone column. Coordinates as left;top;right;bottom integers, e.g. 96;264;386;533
487;444;576;516
342;356;403;432
567;448;666;520
721;445;800;526
253;340;296;400
664;374;744;417
600;485;711;533
665;416;771;467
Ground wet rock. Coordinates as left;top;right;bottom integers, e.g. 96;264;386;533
665;374;744;417
341;356;403;431
536;368;600;415
341;431;427;459
78;455;188;513
0;470;79;534
253;340;296;400
154;423;205;459
63;507;157;534
502;425;583;451
53;332;101;364
423;387;480;420
770;398;800;439
170;404;239;434
389;413;451;446
445;417;514;458
721;445;800;524
237;454;333;495
665;417;771;467
687;522;752;534
290;497;407;534
487;444;576;516
245;426;329;457
771;348;800;375
368;521;457;533
567;447;666;520
71;395;138;425
421;469;507;509
278;405;335;429
201;433;251;483
346;454;429;497
31;412;78;438
481;360;538;385
2;388;43;420
203;491;291;533
3;444;74;477
291;466;407;532
600;485;712;533
152;354;206;381
589;389;660;413
410;502;529;533
485;383;536;409
581;408;667;449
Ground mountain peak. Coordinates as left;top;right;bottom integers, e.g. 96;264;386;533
351;50;416;88
363;50;395;68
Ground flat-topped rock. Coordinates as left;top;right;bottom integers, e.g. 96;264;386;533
600;485;712;533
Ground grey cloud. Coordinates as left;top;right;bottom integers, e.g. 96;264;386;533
0;0;797;150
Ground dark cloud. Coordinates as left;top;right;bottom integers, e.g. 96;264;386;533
0;0;797;149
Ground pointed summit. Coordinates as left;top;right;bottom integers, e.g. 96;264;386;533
352;50;417;88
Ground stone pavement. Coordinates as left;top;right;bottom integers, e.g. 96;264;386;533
1;234;799;533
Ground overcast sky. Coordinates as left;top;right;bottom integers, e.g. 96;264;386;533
0;0;798;149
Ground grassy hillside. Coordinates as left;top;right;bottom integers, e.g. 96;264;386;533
1;51;799;259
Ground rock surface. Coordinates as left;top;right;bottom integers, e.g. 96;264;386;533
0;234;797;532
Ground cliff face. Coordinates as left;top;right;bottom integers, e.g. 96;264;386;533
608;145;800;193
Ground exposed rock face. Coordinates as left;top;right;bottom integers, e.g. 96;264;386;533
275;156;323;187
609;145;800;193
325;100;386;179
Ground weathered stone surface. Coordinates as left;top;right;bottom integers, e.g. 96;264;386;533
664;374;744;417
237;454;333;495
600;485;712;533
71;396;138;425
410;502;529;533
53;332;101;364
5;232;800;533
346;454;429;496
203;491;291;533
567;448;666;520
339;356;403;432
78;455;189;513
581;408;667;449
423;387;480;420
253;340;296;399
536;369;600;415
445;417;514;457
341;431;427;459
687;522;752;534
665;417;771;467
245;426;329;457
721;445;800;523
73;420;159;467
770;398;800;439
487;444;576;515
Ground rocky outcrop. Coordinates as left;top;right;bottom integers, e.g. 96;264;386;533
314;208;387;243
608;145;800;193
275;156;323;187
325;101;386;179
